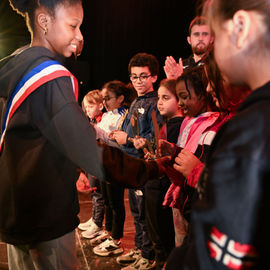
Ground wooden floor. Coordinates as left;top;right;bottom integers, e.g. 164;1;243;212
0;189;136;270
77;189;135;270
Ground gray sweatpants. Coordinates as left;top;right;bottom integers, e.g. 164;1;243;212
7;231;78;270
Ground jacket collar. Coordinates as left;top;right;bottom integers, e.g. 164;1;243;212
238;81;270;112
136;91;157;100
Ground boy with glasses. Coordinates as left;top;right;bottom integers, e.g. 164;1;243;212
111;52;162;270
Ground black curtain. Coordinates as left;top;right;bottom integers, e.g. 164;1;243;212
80;0;197;93
1;0;198;99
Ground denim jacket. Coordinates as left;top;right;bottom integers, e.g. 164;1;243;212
121;91;163;158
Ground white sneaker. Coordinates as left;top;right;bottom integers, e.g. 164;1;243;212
93;236;123;256
78;217;94;231
116;248;141;266
81;222;102;239
122;257;156;270
90;230;109;246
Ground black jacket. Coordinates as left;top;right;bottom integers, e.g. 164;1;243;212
0;47;159;244
166;82;270;269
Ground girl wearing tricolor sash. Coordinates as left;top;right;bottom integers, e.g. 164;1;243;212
0;1;165;269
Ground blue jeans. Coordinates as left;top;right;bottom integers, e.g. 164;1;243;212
128;188;154;260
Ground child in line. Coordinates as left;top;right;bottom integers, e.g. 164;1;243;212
112;53;162;270
91;80;136;256
132;78;184;270
160;66;219;247
166;0;269;268
78;90;108;241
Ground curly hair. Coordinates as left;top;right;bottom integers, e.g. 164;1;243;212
128;52;159;76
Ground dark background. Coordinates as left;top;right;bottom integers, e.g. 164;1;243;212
1;0;198;100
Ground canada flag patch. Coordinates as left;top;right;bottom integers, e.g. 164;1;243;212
207;226;258;269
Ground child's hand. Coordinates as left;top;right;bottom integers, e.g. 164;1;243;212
173;149;202;178
159;139;176;156
110;130;128;145
132;136;147;150
76;172;90;192
144;151;156;160
163;56;183;79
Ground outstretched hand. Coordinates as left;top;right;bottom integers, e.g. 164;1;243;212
154;155;172;176
109;130;128;145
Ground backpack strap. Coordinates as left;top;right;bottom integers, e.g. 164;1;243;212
0;60;78;152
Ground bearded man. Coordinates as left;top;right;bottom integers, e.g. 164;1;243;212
164;16;214;79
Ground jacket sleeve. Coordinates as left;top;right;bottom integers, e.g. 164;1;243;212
31;77;105;180
102;144;159;188
181;112;267;269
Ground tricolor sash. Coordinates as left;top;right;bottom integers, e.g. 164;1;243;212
0;60;79;153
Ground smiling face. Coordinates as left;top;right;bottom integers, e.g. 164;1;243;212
177;80;207;117
130;66;157;96
40;2;84;58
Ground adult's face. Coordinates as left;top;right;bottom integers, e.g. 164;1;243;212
188;25;214;56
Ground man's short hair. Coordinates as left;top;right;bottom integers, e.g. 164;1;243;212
128;52;159;76
188;16;208;35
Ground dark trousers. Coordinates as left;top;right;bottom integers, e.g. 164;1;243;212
88;175;105;228
145;177;175;270
100;181;113;232
128;188;154;260
101;182;125;239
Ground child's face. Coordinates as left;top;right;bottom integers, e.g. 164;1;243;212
157;86;179;120
101;88;122;112
177;80;206;117
130;66;157;96
43;3;83;58
83;100;102;119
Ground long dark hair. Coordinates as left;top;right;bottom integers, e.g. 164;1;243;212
102;80;137;109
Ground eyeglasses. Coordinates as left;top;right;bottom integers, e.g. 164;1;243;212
103;96;116;102
129;74;152;82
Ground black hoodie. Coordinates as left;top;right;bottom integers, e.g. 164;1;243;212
0;46;105;244
0;46;160;245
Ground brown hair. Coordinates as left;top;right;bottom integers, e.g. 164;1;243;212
189;16;209;35
159;79;178;101
204;0;270;21
82;90;103;114
203;0;270;59
102;80;137;108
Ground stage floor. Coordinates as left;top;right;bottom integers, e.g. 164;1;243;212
0;189;135;270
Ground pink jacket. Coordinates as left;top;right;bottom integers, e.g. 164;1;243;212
163;112;224;209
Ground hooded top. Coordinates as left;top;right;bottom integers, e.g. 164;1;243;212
0;46;105;244
0;46;160;245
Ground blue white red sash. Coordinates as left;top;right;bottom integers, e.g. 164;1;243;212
0;60;79;152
